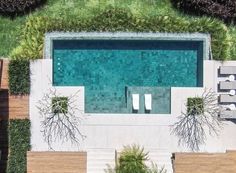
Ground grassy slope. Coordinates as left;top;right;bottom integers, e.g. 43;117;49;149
0;0;235;59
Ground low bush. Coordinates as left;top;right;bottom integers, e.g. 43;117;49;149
187;97;204;115
11;7;229;61
7;119;31;173
114;145;167;173
172;0;236;24
0;0;46;17
52;97;68;114
8;60;30;95
116;145;148;173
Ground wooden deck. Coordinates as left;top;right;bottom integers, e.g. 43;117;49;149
27;152;87;173
174;151;236;173
0;59;29;120
1;60;8;89
0;59;29;173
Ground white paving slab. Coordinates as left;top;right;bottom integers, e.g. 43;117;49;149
30;59;236;173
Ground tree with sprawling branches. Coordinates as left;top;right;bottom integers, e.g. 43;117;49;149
172;89;223;151
37;88;85;150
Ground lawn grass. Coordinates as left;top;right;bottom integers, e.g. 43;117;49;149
0;0;236;58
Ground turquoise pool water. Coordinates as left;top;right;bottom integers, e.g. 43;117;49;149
53;40;203;114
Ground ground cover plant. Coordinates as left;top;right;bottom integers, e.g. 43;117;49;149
8;60;30;95
7;119;31;173
11;7;229;61
1;0;236;60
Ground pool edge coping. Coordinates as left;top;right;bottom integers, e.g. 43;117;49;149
44;32;211;60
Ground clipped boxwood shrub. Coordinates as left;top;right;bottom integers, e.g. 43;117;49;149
172;0;236;24
8;60;30;95
11;7;229;61
187;97;204;115
0;0;46;17
7;119;31;173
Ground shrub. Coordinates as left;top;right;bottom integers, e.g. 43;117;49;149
11;7;229;61
52;97;68;114
0;0;46;17
113;145;167;173
7;119;31;173
187;97;204;115
172;0;236;24
116;145;149;173
8;60;30;95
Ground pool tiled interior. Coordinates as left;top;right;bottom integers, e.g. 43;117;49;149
53;40;203;114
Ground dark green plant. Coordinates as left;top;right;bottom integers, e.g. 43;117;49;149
172;0;236;24
187;97;204;115
7;119;31;173
0;0;46;17
8;60;30;95
11;7;229;61
52;97;68;114
116;145;148;173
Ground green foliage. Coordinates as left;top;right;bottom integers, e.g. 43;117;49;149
172;0;236;24
52;97;68;114
8;60;30;95
146;163;167;173
116;145;149;173
7;119;31;173
187;97;204;115
10;7;229;61
0;0;46;17
114;145;167;173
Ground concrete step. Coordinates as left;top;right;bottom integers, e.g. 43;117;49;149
147;150;173;173
87;149;116;173
86;149;173;173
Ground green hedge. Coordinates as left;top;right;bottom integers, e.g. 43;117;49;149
0;0;46;17
7;119;31;173
8;60;30;95
11;7;229;61
172;0;236;24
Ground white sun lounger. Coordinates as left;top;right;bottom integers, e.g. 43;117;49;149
220;66;236;75
220;94;236;103
220;110;236;119
132;94;139;110
144;94;152;110
219;81;236;90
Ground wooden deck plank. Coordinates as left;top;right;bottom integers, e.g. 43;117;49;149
27;152;87;173
174;151;236;173
0;59;29;120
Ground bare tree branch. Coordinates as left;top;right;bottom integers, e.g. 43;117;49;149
171;88;223;151
37;88;85;150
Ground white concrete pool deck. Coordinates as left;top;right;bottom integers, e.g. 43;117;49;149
30;59;236;172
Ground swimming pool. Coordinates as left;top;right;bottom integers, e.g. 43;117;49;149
52;39;204;114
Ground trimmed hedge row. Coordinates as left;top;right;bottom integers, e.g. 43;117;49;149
8;60;30;95
0;0;46;17
7;119;31;173
172;0;236;24
11;7;229;61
